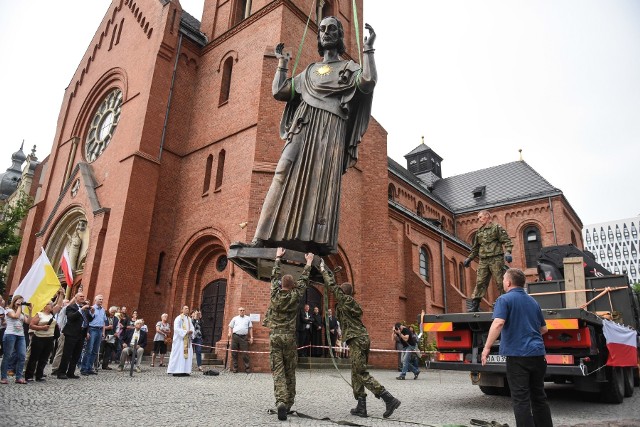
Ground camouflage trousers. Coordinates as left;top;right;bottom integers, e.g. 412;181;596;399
269;333;298;408
471;255;507;300
348;335;385;400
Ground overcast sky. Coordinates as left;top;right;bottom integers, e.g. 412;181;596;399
1;0;638;226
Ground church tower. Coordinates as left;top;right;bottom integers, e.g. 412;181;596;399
404;136;443;188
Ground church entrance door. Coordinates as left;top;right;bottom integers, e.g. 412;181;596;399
200;279;227;352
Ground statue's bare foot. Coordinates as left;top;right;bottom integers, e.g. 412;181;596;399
230;239;264;249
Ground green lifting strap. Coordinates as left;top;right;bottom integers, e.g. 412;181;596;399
351;0;362;66
291;0;317;100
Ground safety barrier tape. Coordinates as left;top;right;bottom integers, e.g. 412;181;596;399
192;341;437;356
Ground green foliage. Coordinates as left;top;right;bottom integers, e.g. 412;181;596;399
0;194;32;295
632;281;640;295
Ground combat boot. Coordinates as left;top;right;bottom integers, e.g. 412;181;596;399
468;298;481;312
350;396;367;417
379;390;401;418
277;402;287;421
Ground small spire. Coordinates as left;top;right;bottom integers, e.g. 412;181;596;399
20;139;24;151
421;135;425;144
519;148;523;161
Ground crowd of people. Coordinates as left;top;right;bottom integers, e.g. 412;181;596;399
0;289;210;384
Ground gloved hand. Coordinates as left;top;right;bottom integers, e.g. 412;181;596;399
463;257;472;268
504;253;512;263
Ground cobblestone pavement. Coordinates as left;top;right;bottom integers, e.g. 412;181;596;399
0;363;638;426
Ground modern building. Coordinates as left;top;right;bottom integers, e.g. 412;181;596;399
6;0;583;370
583;216;639;284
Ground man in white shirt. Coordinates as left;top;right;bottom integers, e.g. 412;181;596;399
228;307;253;373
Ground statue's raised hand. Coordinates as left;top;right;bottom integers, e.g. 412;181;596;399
363;23;376;50
275;43;290;61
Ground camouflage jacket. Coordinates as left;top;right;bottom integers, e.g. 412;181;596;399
264;259;310;333
468;222;513;260
322;269;367;343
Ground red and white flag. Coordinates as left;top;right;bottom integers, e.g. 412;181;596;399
602;319;637;367
60;248;74;287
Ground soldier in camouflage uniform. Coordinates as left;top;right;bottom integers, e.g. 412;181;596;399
464;210;514;312
320;260;401;419
267;247;314;421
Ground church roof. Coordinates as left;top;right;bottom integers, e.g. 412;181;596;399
430;160;562;213
387;157;450;210
180;10;207;46
404;143;432;157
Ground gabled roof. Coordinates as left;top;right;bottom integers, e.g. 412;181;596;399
431;160;562;213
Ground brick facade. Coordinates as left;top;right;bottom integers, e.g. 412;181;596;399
7;0;582;372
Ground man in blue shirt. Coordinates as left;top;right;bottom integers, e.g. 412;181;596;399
482;268;553;427
80;295;107;375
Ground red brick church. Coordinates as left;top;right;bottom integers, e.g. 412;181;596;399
7;0;583;370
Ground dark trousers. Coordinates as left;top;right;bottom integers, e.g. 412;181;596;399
0;328;4;356
506;356;553;427
102;341;116;368
59;333;86;376
25;336;55;380
297;330;311;356
231;333;250;370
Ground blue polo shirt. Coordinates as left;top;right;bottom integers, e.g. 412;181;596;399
89;305;107;328
493;287;546;357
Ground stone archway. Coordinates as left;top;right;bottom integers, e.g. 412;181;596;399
44;207;89;287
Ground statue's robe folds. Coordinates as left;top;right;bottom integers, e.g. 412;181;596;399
254;59;374;256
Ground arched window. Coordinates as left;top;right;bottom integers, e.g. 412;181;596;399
317;0;334;24
570;230;577;246
219;57;234;105
459;263;466;293
417;201;424;217
232;0;251;26
388;184;396;201
203;154;213;194
215;149;226;190
523;225;542;268
419;246;430;282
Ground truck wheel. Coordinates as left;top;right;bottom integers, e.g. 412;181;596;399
479;385;510;396
623;367;634;397
601;367;624;404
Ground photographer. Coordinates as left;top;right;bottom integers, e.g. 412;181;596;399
1;295;31;384
25;289;64;381
57;291;93;379
393;322;420;380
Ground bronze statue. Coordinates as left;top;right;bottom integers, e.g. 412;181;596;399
250;17;377;256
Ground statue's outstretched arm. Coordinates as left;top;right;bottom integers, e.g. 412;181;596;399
358;23;377;93
273;43;292;100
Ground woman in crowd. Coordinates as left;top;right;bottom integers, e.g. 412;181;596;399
151;313;171;367
25;290;64;381
102;306;119;370
1;295;31;384
191;309;204;372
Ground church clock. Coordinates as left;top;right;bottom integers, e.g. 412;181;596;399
85;89;123;162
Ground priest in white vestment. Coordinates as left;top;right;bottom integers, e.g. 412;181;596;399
167;305;194;376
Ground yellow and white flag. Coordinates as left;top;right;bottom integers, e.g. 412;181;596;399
14;248;61;313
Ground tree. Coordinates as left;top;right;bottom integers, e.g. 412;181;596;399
0;193;32;295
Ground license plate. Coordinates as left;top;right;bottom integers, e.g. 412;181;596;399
486;355;506;363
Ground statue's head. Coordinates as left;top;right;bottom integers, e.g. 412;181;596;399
317;16;345;56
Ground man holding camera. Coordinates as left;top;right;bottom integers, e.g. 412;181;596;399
57;291;93;379
464;210;513;312
393;323;420;380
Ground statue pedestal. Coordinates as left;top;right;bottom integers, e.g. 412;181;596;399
227;246;324;284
